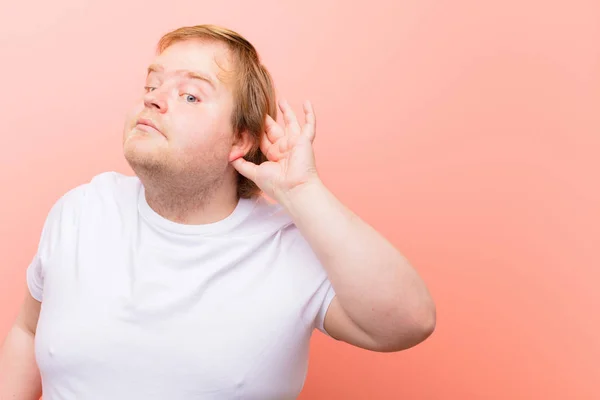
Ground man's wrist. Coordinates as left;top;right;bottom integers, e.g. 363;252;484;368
277;177;327;218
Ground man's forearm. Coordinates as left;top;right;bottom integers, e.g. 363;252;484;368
0;325;42;400
281;179;435;341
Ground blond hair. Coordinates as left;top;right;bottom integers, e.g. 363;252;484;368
157;25;276;198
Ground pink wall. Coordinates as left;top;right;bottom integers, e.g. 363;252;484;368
1;0;598;398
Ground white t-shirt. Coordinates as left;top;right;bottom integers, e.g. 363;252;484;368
27;171;336;400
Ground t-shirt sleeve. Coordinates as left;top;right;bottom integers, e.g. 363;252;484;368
26;185;85;302
314;279;336;336
26;253;44;302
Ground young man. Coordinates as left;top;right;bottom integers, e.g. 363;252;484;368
0;25;436;399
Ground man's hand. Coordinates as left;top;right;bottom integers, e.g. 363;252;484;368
231;99;320;204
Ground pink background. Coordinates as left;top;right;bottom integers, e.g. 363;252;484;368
1;0;599;398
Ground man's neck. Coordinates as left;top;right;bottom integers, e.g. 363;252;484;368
141;175;239;225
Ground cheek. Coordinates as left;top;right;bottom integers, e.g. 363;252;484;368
179;127;233;166
173;108;231;145
185;132;232;157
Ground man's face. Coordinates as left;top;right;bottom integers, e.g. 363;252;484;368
123;39;239;186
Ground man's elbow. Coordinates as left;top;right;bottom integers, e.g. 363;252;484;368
377;299;437;353
413;300;437;344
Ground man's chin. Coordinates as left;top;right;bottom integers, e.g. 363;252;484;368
123;145;164;174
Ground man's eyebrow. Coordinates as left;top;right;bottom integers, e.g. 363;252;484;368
147;64;217;90
147;64;164;75
183;70;217;90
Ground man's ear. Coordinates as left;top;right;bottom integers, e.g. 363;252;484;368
228;130;255;162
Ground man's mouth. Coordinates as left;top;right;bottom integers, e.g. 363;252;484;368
135;118;163;136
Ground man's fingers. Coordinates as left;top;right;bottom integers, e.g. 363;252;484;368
265;115;284;143
278;99;301;134
231;158;258;181
302;100;316;142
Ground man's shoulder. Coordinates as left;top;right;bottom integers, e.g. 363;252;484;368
87;171;140;195
247;197;309;246
51;171;140;217
76;171;139;199
36;171;139;242
249;197;328;280
247;196;295;231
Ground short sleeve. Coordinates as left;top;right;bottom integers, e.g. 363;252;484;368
26;253;44;302
315;280;336;335
25;184;86;302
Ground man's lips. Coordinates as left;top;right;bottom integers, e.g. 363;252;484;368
135;118;163;136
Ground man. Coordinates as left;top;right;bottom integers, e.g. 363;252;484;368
0;25;436;399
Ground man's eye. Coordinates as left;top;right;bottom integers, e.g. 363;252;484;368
184;94;199;103
144;86;156;92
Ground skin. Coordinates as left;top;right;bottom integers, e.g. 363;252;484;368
0;37;436;399
122;39;251;224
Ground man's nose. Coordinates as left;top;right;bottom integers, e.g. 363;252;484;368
143;88;168;112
